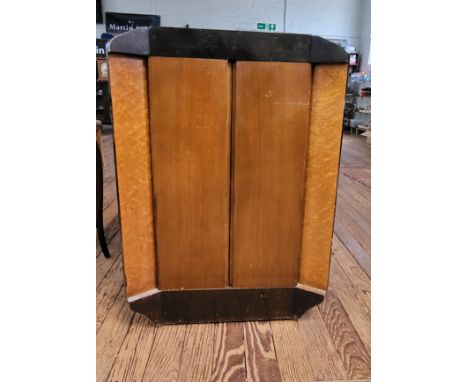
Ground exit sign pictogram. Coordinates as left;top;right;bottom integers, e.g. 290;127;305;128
257;23;276;31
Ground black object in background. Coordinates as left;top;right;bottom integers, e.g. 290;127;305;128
96;81;111;124
96;0;103;24
96;38;107;58
105;12;160;34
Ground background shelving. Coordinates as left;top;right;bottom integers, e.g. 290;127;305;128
343;72;371;144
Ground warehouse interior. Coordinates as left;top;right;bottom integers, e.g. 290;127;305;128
96;1;371;381
7;2;468;381
97;0;371;138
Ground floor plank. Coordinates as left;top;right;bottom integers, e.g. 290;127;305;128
336;191;371;233
329;265;371;354
244;322;282;382
335;204;371;254
297;308;348;380
96;288;135;382
339;174;371;204
141;325;187;382
333;222;371;276
211;323;247;382
177;324;218;382
319;290;371;380
270;319;319;382
96;254;124;333
332;237;371;310
96;234;121;288
107;314;158;382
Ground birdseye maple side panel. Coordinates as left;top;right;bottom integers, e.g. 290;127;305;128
108;55;157;297
300;63;348;291
231;61;312;288
148;57;231;290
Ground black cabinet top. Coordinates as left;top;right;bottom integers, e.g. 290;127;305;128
109;26;348;64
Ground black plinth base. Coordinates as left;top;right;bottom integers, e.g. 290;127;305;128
129;286;324;324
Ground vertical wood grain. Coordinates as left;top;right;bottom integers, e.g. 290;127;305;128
244;322;282;382
211;323;247;382
300;63;348;291
96;288;135;382
107;315;158;382
141;325;187;382
231;61;311;288
297;308;347;380
96;258;124;333
178;324;218;382
108;55;157;296
270;319;317;381
148;57;231;290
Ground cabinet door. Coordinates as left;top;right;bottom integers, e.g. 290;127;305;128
148;57;231;290
231;61;312;288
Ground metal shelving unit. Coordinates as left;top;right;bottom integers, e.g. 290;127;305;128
96;79;112;124
343;73;371;143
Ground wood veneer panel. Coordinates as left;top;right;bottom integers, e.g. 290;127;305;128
108;55;157;297
300;63;348;291
148;57;231;290
231;61;311;288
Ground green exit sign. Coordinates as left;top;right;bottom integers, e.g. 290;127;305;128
257;23;276;31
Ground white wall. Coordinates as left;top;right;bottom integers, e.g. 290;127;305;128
97;0;370;60
285;0;363;50
157;0;285;31
359;0;371;72
97;0;285;35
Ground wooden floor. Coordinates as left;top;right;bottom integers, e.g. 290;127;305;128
96;131;371;382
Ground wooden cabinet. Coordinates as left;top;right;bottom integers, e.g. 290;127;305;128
108;27;348;324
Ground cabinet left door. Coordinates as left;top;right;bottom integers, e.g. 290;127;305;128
148;57;232;290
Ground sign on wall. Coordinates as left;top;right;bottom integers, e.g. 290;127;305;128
105;12;161;34
96;38;107;58
257;23;276;31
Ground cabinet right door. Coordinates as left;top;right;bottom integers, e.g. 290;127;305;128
231;61;312;288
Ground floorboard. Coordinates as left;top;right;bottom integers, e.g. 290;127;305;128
96;287;135;382
107;314;158;382
211;323;247;382
319;290;371;380
270;319;320;382
141;325;187;382
96;131;371;381
244;321;282;382
178;324;219;382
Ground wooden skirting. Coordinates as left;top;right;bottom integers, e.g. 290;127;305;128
129;285;324;324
